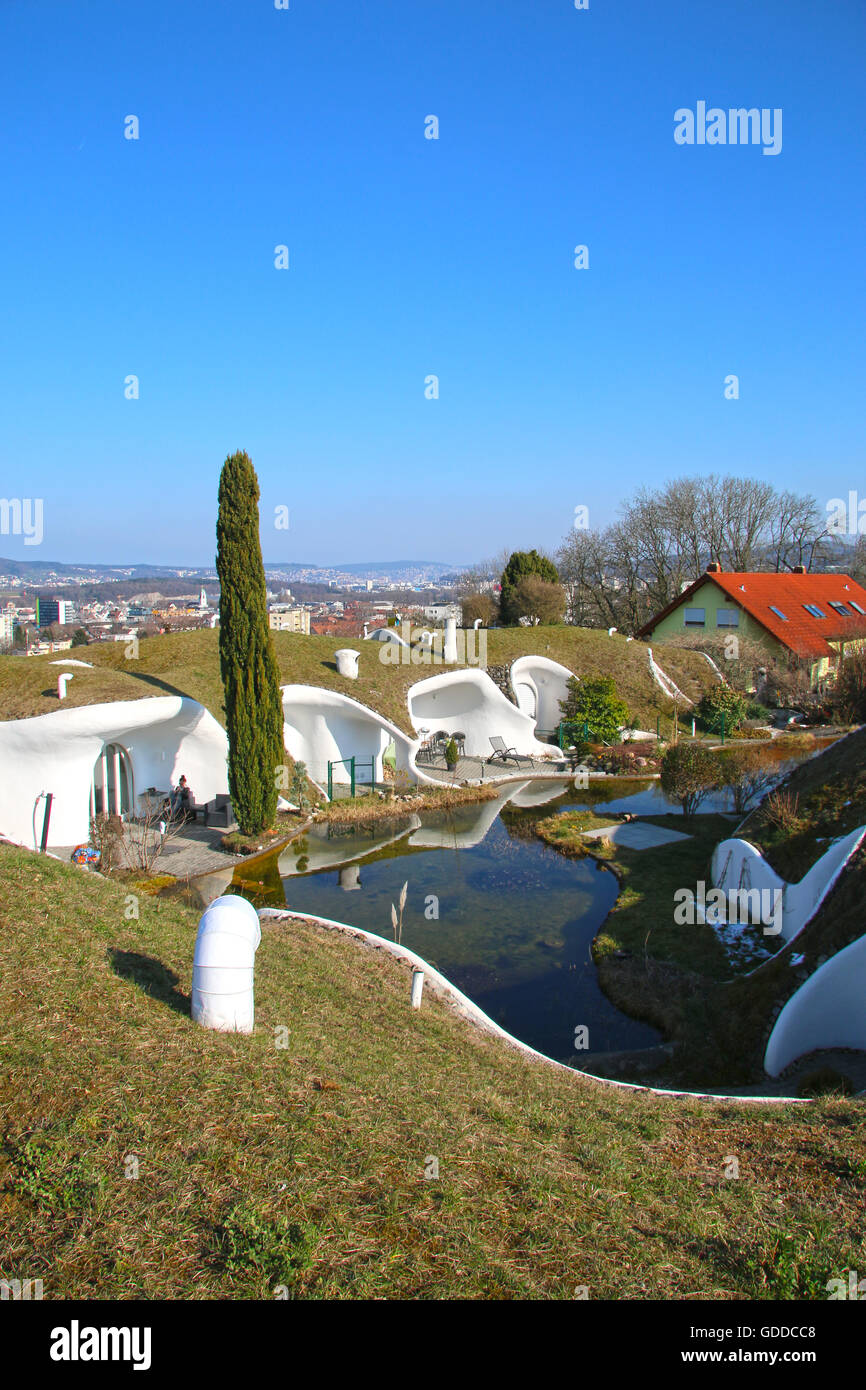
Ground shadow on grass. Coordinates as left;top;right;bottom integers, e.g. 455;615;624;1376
109;949;191;1015
127;670;191;700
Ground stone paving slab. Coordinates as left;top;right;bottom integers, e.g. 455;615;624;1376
422;754;569;783
582;822;692;850
54;822;244;878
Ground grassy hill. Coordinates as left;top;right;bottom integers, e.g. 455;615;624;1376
1;842;864;1300
0;626;716;733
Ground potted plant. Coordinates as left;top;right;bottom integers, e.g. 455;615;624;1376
444;737;460;772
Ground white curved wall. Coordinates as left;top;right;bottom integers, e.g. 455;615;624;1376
407;783;523;849
700;651;726;684
765;932;866;1075
507;778;572;808
711;827;866;947
281;684;425;792
647;647;693;706
0;696;229;849
509;656;574;732
365;628;410;648
277;815;422;875
407;669;551;759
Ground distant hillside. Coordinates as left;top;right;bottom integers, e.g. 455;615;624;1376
0;556;209;583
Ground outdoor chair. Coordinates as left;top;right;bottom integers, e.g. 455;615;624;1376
203;794;233;828
416;731;436;765
487;735;533;766
451;731;467;757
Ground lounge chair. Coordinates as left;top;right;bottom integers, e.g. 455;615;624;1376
487;736;533;766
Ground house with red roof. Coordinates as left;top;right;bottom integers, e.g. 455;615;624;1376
636;564;866;686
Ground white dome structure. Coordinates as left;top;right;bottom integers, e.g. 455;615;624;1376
407;668;550;760
765;930;866;1075
0;696;229;850
280;684;426;795
509;655;574;734
710;827;865;947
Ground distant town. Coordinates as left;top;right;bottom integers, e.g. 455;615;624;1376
0;557;472;655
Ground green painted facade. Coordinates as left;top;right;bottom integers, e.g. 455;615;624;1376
648;580;766;646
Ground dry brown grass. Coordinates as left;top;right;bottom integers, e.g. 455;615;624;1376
1;844;865;1299
0;626;718;734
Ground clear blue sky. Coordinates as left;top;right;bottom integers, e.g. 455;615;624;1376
1;0;864;567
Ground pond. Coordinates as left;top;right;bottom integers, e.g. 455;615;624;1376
223;738;837;1067
231;781;662;1065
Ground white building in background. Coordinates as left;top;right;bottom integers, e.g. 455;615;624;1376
0;605;14;651
0;695;229;849
268;605;310;634
421;603;462;624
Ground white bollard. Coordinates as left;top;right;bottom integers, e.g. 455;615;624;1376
411;968;424;1009
191;894;261;1033
57;672;74;699
335;648;360;678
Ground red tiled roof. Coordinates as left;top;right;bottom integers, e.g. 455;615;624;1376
640;571;866;660
310;618;366;637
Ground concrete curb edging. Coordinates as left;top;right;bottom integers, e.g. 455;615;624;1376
260;907;805;1105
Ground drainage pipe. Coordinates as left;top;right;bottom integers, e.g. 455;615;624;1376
39;793;54;853
191;894;261;1033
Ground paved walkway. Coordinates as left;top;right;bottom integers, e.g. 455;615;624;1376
54;821;246;878
421;752;571;783
582;821;693;850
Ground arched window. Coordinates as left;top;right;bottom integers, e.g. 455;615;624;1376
90;743;134;819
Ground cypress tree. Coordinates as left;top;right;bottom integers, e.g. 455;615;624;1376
216;450;285;835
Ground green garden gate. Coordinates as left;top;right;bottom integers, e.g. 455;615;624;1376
327;756;376;800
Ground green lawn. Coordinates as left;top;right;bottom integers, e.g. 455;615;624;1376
1;843;865;1300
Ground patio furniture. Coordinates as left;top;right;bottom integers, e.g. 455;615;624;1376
139;787;170;816
416;729;437;765
204;794;234;828
451;731;467;757
487;736;533;766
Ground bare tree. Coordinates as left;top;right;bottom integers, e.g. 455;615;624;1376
768;490;832;572
556;473;841;636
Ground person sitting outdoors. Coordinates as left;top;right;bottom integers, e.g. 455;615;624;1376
168;775;193;821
